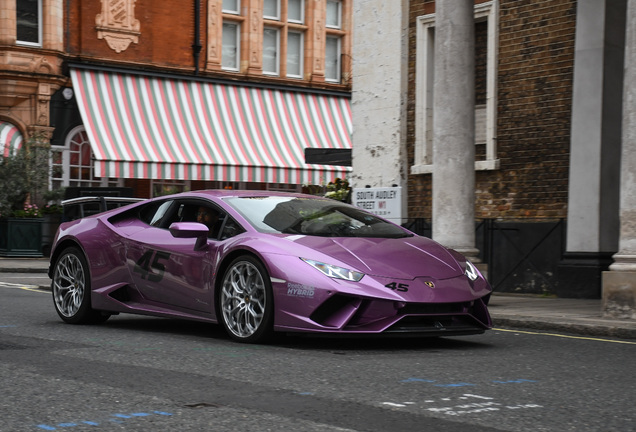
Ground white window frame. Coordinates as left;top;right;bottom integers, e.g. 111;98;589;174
412;0;500;174
325;35;341;83
287;0;304;24
286;30;304;78
222;0;240;14
326;0;342;29
222;21;241;71
263;27;281;76
16;0;42;47
264;0;281;20
52;125;111;188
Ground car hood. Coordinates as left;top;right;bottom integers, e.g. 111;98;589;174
282;235;464;280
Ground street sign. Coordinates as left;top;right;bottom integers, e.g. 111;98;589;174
352;187;402;222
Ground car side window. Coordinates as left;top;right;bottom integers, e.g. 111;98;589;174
219;216;245;240
149;201;174;227
138;200;173;227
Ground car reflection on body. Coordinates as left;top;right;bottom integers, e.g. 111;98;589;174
49;190;492;343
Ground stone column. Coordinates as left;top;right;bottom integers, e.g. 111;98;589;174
43;0;64;51
431;1;477;258
603;0;636;319
351;0;409;219
559;0;626;298
0;0;16;45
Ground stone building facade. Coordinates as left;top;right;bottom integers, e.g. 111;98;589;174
352;0;636;318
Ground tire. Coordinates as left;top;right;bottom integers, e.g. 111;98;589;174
218;255;274;343
52;247;109;324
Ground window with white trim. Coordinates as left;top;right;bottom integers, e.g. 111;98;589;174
325;0;344;83
287;31;304;78
263;27;280;75
325;36;341;82
222;0;240;14
222;22;240;71
52;126;120;188
264;0;280;20
412;1;500;174
221;0;242;72
262;0;306;78
16;0;42;47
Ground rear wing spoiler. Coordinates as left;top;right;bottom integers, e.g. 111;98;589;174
61;196;144;221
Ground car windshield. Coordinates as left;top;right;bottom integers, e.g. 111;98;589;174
224;196;411;238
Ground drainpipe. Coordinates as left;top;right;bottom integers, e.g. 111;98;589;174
192;0;202;75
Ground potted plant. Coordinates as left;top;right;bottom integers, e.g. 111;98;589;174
324;177;351;203
0;139;49;257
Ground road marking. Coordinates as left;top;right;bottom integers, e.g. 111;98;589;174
0;282;47;293
494;327;636;345
36;410;173;430
0;282;48;293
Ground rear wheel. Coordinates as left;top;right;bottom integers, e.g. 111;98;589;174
52;247;109;324
219;256;274;343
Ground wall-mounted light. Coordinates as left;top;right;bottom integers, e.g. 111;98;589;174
62;88;74;100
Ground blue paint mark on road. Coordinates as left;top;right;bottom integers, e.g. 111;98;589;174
434;383;476;388
35;410;174;430
401;378;436;383
492;379;537;384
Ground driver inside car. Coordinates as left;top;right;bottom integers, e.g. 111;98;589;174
196;206;221;237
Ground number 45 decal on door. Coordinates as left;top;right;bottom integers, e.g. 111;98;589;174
134;250;171;282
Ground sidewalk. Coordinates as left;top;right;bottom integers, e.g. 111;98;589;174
2;257;636;340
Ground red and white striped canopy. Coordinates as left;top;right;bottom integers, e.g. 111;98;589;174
0;121;23;157
70;68;352;184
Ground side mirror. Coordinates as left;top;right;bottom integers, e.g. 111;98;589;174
169;222;209;250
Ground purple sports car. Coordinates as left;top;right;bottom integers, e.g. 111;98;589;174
49;190;492;343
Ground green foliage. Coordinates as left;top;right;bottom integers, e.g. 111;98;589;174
324;177;351;202
0;140;51;218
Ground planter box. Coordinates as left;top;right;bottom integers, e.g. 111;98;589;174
42;214;62;257
0;218;44;257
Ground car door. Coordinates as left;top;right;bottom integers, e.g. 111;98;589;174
125;199;223;313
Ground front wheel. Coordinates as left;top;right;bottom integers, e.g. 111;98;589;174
52;247;109;324
218;256;274;343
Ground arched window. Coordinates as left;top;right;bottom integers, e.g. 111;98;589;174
52;126;100;188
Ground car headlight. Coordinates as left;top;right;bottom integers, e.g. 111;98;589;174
301;258;364;282
465;260;479;281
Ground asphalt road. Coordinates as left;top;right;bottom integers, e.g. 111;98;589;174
1;282;635;432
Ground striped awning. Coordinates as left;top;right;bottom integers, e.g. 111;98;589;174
70;68;352;184
0;121;23;157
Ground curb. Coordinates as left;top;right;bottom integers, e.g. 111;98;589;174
0;268;48;274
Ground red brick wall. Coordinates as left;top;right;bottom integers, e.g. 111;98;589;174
67;0;199;70
407;0;576;221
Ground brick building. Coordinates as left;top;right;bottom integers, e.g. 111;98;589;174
352;0;636;317
1;0;353;200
